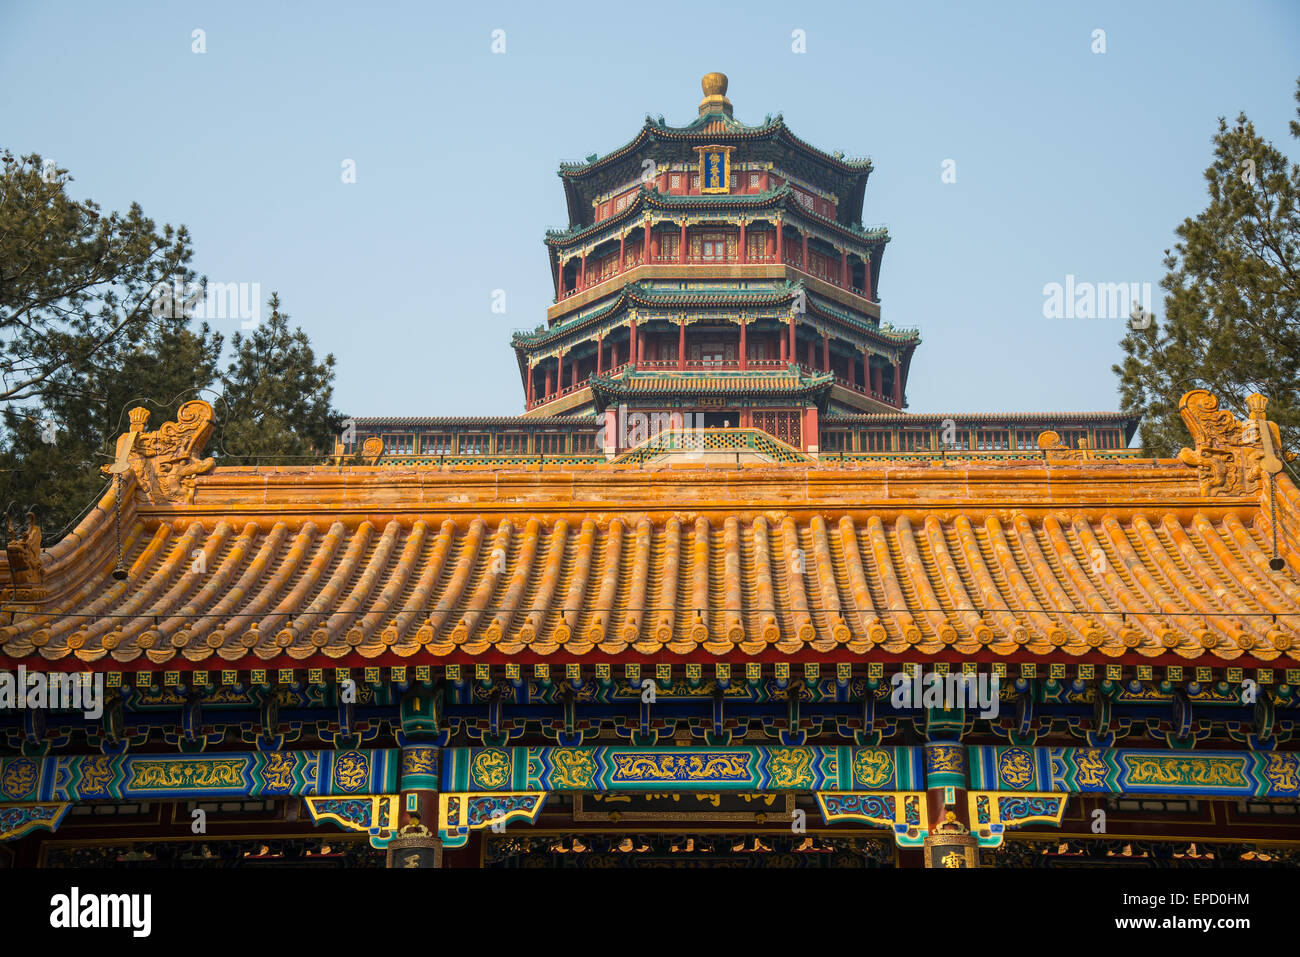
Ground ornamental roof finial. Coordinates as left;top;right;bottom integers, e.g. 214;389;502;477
699;72;733;118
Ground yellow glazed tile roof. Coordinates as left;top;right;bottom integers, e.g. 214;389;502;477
2;393;1297;668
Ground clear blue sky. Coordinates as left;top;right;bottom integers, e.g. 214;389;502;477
2;0;1297;418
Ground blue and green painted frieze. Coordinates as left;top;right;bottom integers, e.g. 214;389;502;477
969;746;1300;798
442;746;922;792
0;749;397;802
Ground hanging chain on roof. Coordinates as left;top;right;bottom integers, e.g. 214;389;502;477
1267;473;1285;572
112;473;128;581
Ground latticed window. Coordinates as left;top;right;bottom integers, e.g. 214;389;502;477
420;433;452;455
821;430;851;452
700;239;726;261
538;433;566;454
572;433;596;453
975;429;1010;450
660;233;679;261
900;431;930;452
1061;429;1089;448
381;433;414;454
940;430;971;451
1014;430;1038;450
496;433;527;454
689;340;734;365
670;173;681;191
1095;429;1122;449
458;433;489;455
749;172;761;189
863;430;892;451
752;410;802;448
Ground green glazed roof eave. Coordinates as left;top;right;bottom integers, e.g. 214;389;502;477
510;281;917;350
588;367;835;398
544;183;889;248
558;114;871;179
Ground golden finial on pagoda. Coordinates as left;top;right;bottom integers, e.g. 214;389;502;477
699;72;733;118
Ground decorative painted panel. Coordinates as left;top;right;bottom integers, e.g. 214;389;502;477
441;746;922;793
438;791;548;848
0;750;397;802
968;747;1300;798
815;791;927;847
968;791;1068;848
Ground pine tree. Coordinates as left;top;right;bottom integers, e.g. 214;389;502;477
0;322;222;536
1114;80;1300;457
0;150;197;403
218;293;343;465
0;150;222;535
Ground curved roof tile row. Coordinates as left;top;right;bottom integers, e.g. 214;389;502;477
5;501;1296;665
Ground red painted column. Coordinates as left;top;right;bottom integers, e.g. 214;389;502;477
611;341;619;369
678;321;686;370
679;222;687;264
871;361;882;396
847;351;856;390
579;254;586;290
738;221;747;264
822;334;830;373
765;230;774;261
596;335;603;374
739;320;747;370
527;365;534;406
619;234;626;273
642;224;650;263
865;260;873;299
555;353;563;395
544;366;553;400
651;230;660;261
803;405;819;453
776;223;784;263
801;234;808;271
556;262;565;300
571;360;578;390
779;327;788;362
788;314;796;362
840;250;848;288
892;360;902;406
630;319;638;364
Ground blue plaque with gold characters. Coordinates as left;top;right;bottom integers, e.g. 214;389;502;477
696;145;734;194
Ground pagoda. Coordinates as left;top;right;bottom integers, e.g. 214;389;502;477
349;74;1135;462
514;72;912;453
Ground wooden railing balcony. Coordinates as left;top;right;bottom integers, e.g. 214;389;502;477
623;358;794;373
555;255;870;303
526;362;639;410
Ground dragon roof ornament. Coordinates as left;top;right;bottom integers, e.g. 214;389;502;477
102;400;216;504
1176;389;1293;497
